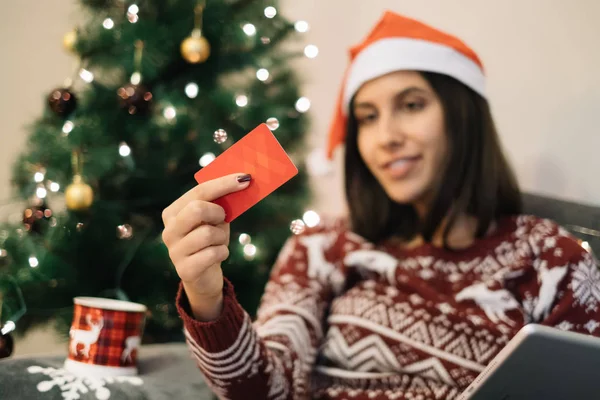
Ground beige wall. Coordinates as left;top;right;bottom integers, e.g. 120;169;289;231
1;1;79;357
3;1;600;355
0;1;80;221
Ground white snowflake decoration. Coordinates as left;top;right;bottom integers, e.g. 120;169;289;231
27;366;143;400
571;259;600;313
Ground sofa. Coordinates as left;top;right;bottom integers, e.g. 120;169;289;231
1;192;598;399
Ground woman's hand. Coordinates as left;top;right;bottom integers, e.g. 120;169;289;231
162;173;251;321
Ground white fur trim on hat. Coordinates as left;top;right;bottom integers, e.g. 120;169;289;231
342;37;486;113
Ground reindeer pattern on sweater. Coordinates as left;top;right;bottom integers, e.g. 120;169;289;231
177;215;600;400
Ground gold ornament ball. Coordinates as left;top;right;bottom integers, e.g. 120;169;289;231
181;32;210;64
63;30;77;52
65;175;94;211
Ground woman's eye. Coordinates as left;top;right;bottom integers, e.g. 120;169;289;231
357;114;376;125
403;100;425;111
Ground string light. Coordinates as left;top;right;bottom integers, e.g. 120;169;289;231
128;4;139;23
163;106;177;120
213;129;228;144
304;45;319;59
79;68;94;83
36;186;47;199
236;95;248;107
29;256;39;268
295;20;309;33
1;321;15;335
103;18;114;29
34;172;45;183
117;224;133;239
185;82;199;98
239;233;251;245
243;244;257;260
243;23;256;36
295;97;311;113
199;152;215;167
266;117;279;130
130;72;141;85
582;241;592;253
48;181;60;192
62;120;74;135
303;210;321;228
119;142;131;157
264;6;277;18
256;68;270;81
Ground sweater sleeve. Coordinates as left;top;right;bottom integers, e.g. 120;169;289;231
523;219;600;337
175;225;346;400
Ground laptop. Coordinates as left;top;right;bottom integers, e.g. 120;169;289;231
458;323;600;400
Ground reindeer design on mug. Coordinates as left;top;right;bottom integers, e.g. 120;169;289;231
69;314;104;358
121;335;141;364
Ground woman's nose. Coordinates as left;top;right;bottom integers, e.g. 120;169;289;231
377;113;405;149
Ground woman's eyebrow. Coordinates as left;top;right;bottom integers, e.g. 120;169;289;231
354;86;428;110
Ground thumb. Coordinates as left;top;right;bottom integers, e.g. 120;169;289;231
195;173;252;202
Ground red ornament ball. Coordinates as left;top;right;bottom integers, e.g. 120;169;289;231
47;88;77;117
0;330;13;359
23;203;52;234
117;83;153;115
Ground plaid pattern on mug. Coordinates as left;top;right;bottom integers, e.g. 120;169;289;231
68;303;145;367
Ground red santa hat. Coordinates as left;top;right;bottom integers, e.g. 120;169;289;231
326;11;486;159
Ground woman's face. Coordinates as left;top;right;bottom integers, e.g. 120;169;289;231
354;71;447;213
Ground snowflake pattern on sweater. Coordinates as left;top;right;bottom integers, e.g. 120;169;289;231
176;215;600;400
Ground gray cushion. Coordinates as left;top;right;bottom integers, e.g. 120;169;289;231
0;343;214;400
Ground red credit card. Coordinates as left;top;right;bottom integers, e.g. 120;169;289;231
194;123;298;223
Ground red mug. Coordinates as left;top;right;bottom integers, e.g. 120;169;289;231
64;297;147;376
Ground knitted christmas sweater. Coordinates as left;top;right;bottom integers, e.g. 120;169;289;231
176;215;600;400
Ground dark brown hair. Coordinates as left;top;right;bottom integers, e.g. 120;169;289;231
344;72;522;246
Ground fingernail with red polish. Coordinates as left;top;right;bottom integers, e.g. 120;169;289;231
237;174;252;183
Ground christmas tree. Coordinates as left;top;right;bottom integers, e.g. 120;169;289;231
0;0;313;344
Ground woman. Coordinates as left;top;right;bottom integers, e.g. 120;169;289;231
161;11;600;400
